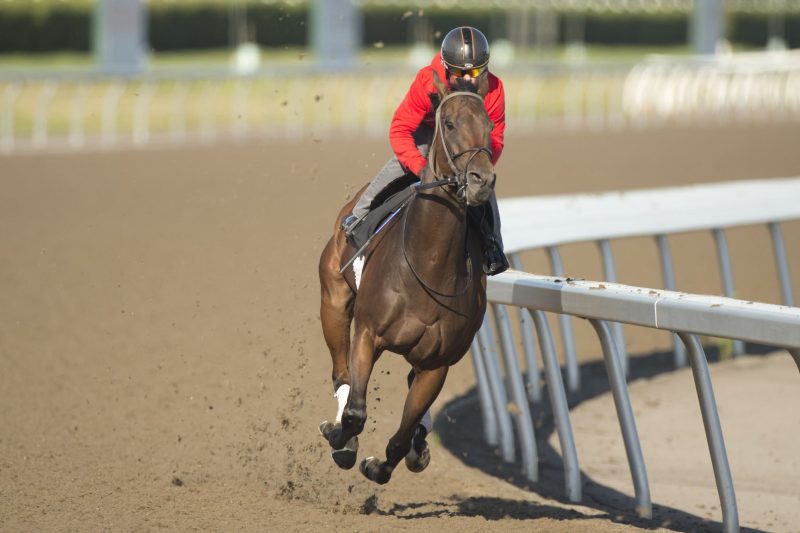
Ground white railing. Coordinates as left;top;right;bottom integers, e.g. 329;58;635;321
623;49;800;126
469;176;800;531
498;176;800;390
473;270;800;532
2;50;800;153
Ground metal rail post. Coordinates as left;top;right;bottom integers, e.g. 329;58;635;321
101;82;125;147
589;319;652;518
232;78;250;138
133;82;155;145
1;82;21;152
768;222;795;307
655;235;687;366
531;309;581;502
789;348;800;373
33;82;57;148
477;319;516;463
509;253;541;402
69;82;88;149
712;229;745;356
200;80;218;141
677;332;739;533
547;246;580;391
598;239;629;375
170;81;188;143
493;303;539;481
469;337;499;446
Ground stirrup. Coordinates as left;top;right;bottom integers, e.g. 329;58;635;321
341;214;361;236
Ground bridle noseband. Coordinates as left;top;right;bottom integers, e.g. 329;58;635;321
421;91;493;205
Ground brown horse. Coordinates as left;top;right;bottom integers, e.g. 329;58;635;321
318;71;496;484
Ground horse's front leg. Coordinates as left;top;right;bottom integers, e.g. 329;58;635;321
360;365;448;484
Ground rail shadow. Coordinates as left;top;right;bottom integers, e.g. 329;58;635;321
434;342;778;533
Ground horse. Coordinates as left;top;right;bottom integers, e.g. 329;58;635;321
317;70;496;485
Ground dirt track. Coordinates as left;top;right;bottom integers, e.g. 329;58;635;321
1;122;799;532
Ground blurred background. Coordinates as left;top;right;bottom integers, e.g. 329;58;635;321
1;0;799;151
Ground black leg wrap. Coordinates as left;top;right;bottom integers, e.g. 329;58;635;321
360;457;392;484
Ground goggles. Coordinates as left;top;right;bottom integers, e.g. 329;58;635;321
444;63;487;79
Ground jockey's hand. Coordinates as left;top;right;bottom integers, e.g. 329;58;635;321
417;165;433;183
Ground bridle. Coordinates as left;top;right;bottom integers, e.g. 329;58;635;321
402;90;493;297
419;90;493;204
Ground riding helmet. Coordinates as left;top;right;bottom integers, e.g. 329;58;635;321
440;26;490;71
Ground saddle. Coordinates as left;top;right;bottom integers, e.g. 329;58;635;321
348;177;418;251
344;174;493;268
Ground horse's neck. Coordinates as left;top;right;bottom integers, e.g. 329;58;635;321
405;188;468;274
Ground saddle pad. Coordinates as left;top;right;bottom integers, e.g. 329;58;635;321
349;186;416;250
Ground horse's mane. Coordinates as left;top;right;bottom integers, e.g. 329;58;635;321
428;77;480;110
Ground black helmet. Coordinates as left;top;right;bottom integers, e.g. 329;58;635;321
441;27;490;72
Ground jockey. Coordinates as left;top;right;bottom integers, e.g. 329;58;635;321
341;26;509;276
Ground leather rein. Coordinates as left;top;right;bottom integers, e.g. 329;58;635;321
402;90;492;298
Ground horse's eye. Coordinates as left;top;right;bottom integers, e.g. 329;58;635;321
444;120;455;131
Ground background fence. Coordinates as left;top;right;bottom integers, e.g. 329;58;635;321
2;49;800;153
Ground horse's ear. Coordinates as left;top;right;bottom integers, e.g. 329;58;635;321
432;70;449;100
477;72;489;98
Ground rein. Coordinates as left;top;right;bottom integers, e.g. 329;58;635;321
401;192;473;298
400;90;493;297
342;91;490;294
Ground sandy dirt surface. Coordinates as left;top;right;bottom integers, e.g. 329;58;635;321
1;122;799;532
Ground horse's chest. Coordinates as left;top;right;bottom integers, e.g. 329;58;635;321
381;306;480;364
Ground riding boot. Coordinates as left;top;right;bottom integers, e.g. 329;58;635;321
482;192;508;276
484;237;509;276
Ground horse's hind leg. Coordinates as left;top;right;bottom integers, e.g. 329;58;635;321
318;237;358;469
360;366;448;484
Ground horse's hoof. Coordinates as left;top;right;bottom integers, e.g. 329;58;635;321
405;442;431;473
319;420;335;440
341;408;366;435
320;420;359;469
331;435;359;470
359;457;392;485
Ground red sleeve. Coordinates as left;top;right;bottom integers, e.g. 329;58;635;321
485;77;506;165
389;69;433;176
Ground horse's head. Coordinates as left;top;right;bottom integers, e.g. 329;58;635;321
429;70;496;206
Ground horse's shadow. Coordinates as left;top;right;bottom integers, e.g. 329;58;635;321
423;343;778;533
363;494;620;523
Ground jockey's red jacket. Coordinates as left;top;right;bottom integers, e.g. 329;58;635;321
389;52;506;177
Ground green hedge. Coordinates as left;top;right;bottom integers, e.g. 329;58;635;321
0;4;90;52
148;3;308;50
730;13;800;48
581;13;688;45
0;2;796;53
